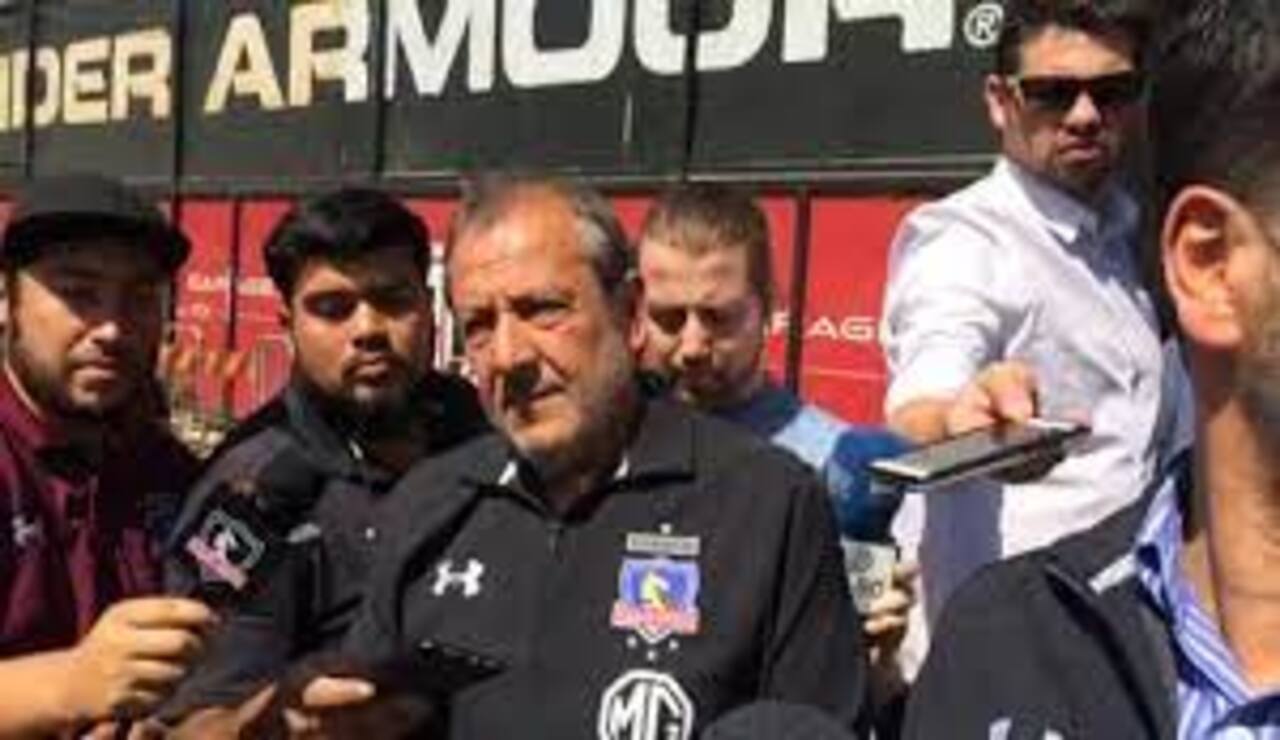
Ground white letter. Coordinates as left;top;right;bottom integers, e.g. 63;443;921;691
63;36;110;125
0;55;10;131
289;0;370;107
204;13;285;114
112;28;172;121
635;0;771;75
386;0;495;96
13;47;60;128
504;0;624;88
784;0;953;62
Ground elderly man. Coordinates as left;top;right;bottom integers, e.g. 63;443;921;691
280;174;867;738
905;1;1280;735
0;175;214;735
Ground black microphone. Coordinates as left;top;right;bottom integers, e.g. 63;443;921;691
171;444;325;608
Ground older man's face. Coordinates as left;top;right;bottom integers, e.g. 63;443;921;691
448;191;634;475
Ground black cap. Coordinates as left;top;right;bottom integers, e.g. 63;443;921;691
2;174;190;272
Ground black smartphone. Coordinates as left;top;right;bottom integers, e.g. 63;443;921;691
868;418;1089;491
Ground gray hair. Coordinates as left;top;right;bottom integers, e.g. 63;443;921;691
444;172;633;299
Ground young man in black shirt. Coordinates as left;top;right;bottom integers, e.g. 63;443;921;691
162;189;486;735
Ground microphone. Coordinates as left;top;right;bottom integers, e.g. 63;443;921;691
171;444;325;607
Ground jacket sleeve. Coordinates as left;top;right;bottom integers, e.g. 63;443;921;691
902;562;1053;739
759;469;868;730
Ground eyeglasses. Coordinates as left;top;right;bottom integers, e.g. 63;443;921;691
1008;71;1145;113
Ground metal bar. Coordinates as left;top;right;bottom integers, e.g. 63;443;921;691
784;187;812;395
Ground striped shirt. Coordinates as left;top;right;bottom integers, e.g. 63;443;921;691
1134;465;1280;739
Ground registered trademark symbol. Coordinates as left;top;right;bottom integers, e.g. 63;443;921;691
964;2;1004;50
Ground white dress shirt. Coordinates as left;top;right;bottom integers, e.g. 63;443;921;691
881;158;1194;672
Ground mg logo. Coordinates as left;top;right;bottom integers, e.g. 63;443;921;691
597;669;695;740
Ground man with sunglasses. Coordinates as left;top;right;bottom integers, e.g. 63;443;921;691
906;1;1280;734
880;0;1192;672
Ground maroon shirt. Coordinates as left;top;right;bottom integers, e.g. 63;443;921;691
0;373;196;655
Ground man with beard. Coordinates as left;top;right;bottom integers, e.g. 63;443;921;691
0;175;216;736
904;1;1280;735
634;183;914;719
879;0;1192;665
271;174;866;738
160;188;486;734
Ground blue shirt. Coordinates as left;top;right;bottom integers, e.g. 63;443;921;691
1134;464;1280;739
718;383;908;542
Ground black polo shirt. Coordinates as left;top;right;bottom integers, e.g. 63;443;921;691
161;373;487;715
345;396;867;738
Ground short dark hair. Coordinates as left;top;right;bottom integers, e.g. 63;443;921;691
445;172;632;299
1150;0;1280;215
639;183;774;314
263;188;429;298
994;0;1153;75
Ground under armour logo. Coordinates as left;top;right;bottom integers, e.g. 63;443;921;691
11;514;42;549
432;558;485;598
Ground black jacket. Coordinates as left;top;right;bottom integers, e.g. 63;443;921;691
903;499;1178;739
344;397;868;738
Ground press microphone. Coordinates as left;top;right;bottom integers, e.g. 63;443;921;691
171;444;325;608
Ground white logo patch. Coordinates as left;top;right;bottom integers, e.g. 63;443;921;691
597;669;694;740
10;514;42;550
432;558;485;598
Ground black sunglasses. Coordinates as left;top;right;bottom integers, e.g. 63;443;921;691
1010;71;1145;113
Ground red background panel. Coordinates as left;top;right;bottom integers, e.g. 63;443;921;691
172;199;236;414
757;196;797;381
611;196;652;239
232;199;293;417
799;197;924;424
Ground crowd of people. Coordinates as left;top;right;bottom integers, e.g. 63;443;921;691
0;0;1276;737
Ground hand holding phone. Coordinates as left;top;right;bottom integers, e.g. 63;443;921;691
868;418;1090;493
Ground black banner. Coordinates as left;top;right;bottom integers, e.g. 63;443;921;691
0;0;1002;190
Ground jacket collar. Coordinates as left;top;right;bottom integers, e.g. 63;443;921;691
1038;480;1179;739
460;392;697;512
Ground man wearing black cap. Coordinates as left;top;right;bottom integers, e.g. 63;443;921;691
0;174;217;735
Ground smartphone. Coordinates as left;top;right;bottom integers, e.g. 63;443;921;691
868;418;1089;492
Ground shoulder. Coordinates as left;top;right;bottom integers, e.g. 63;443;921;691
204;395;292;466
934;498;1145;637
377;432;507;535
894;172;1016;254
420;372;490;451
691;403;816;482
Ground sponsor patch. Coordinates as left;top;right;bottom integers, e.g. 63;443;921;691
597;669;694;740
624;531;701;558
610;558;700;644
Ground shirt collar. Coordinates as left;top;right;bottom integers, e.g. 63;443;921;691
996;157;1136;250
1133;455;1257;705
481;393;697;501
